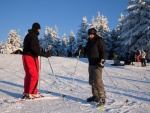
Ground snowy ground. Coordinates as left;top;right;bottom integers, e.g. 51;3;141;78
0;54;150;113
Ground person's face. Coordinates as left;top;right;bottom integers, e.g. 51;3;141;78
89;34;95;39
38;29;41;33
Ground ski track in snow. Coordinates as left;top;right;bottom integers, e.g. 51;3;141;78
0;54;150;113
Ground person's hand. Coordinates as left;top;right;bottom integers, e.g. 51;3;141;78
43;52;51;58
98;59;105;68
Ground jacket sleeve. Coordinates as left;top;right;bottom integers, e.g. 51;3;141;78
97;37;106;60
30;35;40;56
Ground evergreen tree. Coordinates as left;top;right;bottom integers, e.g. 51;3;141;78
40;26;54;50
109;29;118;59
91;12;110;38
61;33;68;56
116;0;150;59
62;33;68;47
40;26;61;56
68;30;76;46
52;25;61;56
116;13;125;39
0;30;21;54
110;13;125;58
68;30;76;53
76;16;89;48
90;11;111;58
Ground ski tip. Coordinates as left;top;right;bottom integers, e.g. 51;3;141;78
47;91;51;94
97;104;106;110
97;105;105;110
126;99;129;103
70;89;73;91
62;95;66;97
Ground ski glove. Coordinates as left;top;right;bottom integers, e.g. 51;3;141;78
98;59;105;68
39;51;51;58
42;52;51;58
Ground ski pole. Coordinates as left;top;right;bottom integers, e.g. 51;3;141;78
72;50;81;83
39;56;41;90
103;69;129;103
48;57;65;97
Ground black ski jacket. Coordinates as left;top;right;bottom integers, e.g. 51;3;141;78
23;29;41;57
84;34;106;65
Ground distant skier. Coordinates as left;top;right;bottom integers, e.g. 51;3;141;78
47;44;52;57
113;52;121;65
136;50;141;66
130;50;136;65
84;28;106;106
67;46;72;57
22;22;50;99
140;50;146;67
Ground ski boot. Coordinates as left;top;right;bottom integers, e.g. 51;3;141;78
98;98;105;106
22;94;35;99
87;96;99;102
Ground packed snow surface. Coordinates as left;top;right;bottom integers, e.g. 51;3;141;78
0;54;150;113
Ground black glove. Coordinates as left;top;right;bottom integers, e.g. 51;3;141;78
98;59;105;68
43;52;51;58
39;51;51;58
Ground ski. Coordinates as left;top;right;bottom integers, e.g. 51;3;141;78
20;96;59;102
97;104;106;110
5;94;60;103
86;100;106;110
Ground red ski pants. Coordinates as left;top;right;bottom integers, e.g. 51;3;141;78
136;55;140;62
22;55;39;94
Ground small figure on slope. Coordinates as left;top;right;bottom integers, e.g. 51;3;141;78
140;50;146;67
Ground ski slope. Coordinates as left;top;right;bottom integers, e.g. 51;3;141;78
0;54;150;113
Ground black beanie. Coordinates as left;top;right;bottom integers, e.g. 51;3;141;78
32;22;41;31
88;28;97;35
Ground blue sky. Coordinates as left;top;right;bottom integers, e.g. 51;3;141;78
0;0;128;42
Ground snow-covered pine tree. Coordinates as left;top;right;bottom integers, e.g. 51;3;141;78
90;11;111;58
116;0;150;59
91;12;110;37
68;30;76;53
109;29;118;59
61;33;68;56
0;30;22;54
116;13;125;39
52;25;61;56
110;13;125;59
62;33;68;47
40;26;61;56
40;26;54;50
76;16;89;48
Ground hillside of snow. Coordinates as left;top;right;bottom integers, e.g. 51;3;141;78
0;54;150;113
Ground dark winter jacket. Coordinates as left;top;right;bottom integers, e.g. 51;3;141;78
84;34;106;66
23;29;41;57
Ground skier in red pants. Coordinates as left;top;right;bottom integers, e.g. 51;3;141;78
22;22;50;99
